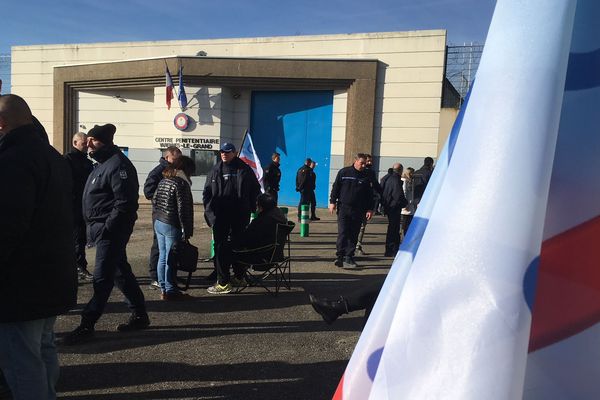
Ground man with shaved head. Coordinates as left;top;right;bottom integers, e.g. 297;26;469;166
0;94;77;399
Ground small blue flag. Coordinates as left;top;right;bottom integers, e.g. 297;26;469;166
178;65;188;109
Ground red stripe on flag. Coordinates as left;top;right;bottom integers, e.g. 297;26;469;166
332;374;344;400
529;215;600;352
239;156;256;169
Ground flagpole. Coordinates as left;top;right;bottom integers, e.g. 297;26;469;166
239;129;249;154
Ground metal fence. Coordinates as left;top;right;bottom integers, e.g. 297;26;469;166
0;54;11;93
445;43;483;103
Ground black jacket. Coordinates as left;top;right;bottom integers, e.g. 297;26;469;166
329;165;376;212
382;174;408;212
83;145;139;242
413;165;434;200
203;157;261;227
144;157;169;200
239;207;288;249
380;171;393;192
0;124;77;322
263;161;281;192
296;164;315;192
152;176;194;238
64;147;93;221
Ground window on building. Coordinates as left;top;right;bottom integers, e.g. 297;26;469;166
190;150;218;176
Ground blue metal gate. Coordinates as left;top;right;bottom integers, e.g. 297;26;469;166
250;91;333;207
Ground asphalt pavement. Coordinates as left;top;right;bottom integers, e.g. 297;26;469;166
53;203;393;400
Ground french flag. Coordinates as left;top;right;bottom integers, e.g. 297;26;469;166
334;0;599;399
239;130;264;191
165;66;174;110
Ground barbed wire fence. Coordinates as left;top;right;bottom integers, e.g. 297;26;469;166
0;53;11;93
445;43;483;104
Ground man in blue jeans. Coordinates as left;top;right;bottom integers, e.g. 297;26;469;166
0;94;78;399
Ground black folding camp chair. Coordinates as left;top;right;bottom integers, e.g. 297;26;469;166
232;221;295;295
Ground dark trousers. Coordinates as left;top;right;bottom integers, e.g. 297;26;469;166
298;190;312;220
82;231;146;326
213;213;250;285
148;227;159;281
385;208;402;254
336;206;364;258
345;278;385;321
308;190;317;217
73;219;87;270
401;214;414;237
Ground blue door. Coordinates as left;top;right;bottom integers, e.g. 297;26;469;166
250;91;333;207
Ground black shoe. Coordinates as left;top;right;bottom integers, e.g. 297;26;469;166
310;216;320;221
334;257;344;268
148;280;161;290
309;294;348;324
78;267;93;281
61;324;95;346
343;256;359;269
116;313;150;332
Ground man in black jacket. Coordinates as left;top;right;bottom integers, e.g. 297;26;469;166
263;152;281;203
203;142;261;294
355;154;382;255
63;123;149;345
382;163;408;256
0;94;77;399
412;156;435;203
143;146;181;289
296;158;314;221
64;132;94;281
329;153;375;269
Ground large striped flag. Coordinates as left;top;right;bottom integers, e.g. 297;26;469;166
165;66;174;110
335;0;599;398
238;130;264;191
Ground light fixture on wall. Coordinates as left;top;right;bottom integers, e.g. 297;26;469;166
232;92;241;99
113;94;127;103
196;51;207;56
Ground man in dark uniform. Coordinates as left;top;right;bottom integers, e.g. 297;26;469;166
63;123;149;345
382;163;408;256
0;94;77;399
143;146;181;289
329;153;375;269
64;132;94;281
412;156;435;204
263;152;281;203
296;158;314;221
308;161;320;220
355;154;382;255
203;142;261;294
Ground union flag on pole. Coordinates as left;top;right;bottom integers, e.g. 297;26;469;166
334;0;600;399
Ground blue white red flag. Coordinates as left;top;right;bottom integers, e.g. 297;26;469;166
165;66;174;110
334;0;600;399
178;65;188;109
239;130;264;191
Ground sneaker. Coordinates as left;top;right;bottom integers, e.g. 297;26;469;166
116;313;150;332
163;291;195;301
78;267;94;281
343;256;359;269
334;257;344;268
61;324;95;346
207;282;232;294
148;280;161;290
230;276;246;287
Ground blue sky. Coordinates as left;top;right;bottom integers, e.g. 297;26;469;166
1;0;495;53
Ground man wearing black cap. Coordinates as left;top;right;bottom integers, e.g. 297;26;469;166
203;142;261;294
263;152;281;203
63;123;150;344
